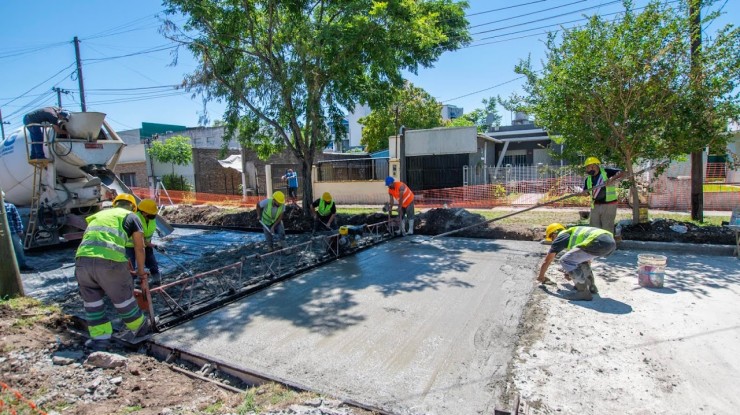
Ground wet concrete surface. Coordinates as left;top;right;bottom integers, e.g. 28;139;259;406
153;237;544;415
20;228;264;301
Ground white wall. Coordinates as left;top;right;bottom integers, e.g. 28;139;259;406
346;104;371;148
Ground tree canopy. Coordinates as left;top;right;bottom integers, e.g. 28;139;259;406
162;0;470;208
148;135;193;174
447;97;501;132
512;0;740;219
359;82;443;153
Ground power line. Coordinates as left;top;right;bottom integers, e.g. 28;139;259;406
441;76;526;103
1;63;76;108
469;0;587;29
465;0;550;17
83;44;178;63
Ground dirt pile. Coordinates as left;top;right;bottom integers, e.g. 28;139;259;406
621;218;734;245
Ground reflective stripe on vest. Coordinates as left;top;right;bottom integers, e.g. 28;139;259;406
586;168;617;208
261;199;284;226
125;212;156;247
389;182;414;208
565;226;613;250
317;199;334;216
76;207;131;262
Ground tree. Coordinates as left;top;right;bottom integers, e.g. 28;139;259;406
148;136;193;190
449;96;501;132
359;82;444;153
162;0;470;211
512;0;740;221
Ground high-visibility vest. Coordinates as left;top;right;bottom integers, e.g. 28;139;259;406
76;207;132;262
125;212;156;247
388;181;414;208
586;168;617;208
565;226;613;250
261;199;284;226
317;199;334;217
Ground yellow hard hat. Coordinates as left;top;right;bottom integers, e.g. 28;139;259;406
272;191;285;205
339;225;349;236
113;193;137;212
322;192;332;202
138;199;158;215
545;223;565;242
584;157;601;167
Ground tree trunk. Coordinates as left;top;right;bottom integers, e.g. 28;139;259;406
626;163;640;223
301;157;313;214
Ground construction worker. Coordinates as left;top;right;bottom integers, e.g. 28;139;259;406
311;192;337;233
583;157;623;233
125;199;161;285
385;176;415;235
23;107;70;160
281;168;299;205
537;223;617;301
75;193;151;349
256;191;286;251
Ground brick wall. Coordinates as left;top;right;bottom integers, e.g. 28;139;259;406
114;161;148;188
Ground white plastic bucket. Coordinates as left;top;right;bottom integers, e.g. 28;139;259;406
637;254;667;288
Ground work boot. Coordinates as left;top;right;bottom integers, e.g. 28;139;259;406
579;263;598;294
149;273;161;287
84;338;113;351
408;219;415;235
564;282;593;301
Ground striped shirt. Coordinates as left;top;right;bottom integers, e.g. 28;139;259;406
4;202;24;235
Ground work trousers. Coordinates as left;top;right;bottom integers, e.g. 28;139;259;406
11;233;28;268
126;246;159;275
313;216;337;233
26;125;46;159
263;222;286;248
590;203;617;233
559;234;617;283
74;256;145;340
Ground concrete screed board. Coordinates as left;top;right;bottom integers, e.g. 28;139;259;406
153;237;543;414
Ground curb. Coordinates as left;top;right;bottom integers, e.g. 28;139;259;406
618;240;736;256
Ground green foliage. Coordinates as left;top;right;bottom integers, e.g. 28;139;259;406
511;0;740;220
148;135;193;174
162;0;470;207
453;96;502;132
359;82;444;153
237;389;259;414
162;174;192;191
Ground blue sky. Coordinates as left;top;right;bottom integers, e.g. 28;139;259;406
1;0;736;136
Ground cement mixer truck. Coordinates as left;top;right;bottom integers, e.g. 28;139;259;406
0;111;172;249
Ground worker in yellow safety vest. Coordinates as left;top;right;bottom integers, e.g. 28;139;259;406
583;157;623;233
537;224;617;301
385;176;415;235
75;193;151;350
256;191;286;252
125;199;161;285
311;192;337;233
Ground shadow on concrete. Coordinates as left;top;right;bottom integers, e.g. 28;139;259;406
597;249;740;299
168;238;540;342
538;286;634;314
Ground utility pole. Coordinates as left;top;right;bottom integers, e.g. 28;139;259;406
52;87;70;108
0;109;8;140
689;0;703;221
0;188;24;297
73;36;87;112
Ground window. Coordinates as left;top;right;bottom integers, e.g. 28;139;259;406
120;173;137;187
502;155;527;166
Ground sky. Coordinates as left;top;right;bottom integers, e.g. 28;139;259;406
1;0;737;137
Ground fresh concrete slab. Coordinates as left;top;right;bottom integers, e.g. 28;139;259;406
153;237;544;414
513;248;740;414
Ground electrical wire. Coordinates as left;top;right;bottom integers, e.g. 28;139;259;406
1;63;76;108
469;0;587;29
465;0;550;17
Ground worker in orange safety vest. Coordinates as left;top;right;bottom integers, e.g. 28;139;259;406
385;176;415;235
